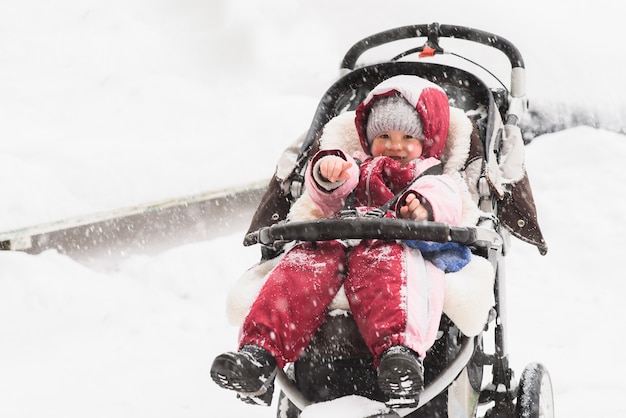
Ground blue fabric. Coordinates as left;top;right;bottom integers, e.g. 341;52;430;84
404;240;471;273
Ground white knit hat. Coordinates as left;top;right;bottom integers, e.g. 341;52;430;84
365;94;423;144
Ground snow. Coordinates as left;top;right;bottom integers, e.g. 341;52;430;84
1;1;625;417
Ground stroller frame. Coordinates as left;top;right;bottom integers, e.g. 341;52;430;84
243;23;553;418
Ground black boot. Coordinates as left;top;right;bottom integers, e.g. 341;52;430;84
377;346;424;408
210;345;278;406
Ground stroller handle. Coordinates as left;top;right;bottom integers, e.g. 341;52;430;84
341;23;525;72
244;218;478;247
340;22;527;124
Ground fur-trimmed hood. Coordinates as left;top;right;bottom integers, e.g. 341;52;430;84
355;75;451;159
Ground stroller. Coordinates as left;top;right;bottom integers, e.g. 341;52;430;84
240;23;553;418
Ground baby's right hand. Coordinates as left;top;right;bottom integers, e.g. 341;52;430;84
319;156;353;183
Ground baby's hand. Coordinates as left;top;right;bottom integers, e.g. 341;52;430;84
319;156;353;183
399;193;429;221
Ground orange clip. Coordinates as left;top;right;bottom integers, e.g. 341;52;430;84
419;45;436;58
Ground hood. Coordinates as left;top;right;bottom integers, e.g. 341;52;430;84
355;75;450;159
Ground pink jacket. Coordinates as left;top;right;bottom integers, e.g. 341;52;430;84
305;150;463;225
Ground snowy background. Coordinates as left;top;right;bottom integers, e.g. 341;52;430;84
1;1;625;417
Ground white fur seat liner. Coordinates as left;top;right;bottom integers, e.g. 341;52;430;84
227;108;495;337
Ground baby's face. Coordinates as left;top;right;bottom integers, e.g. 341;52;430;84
370;130;423;166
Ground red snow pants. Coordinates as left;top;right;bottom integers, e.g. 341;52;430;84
239;239;445;369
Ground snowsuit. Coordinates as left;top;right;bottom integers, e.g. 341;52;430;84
239;76;464;369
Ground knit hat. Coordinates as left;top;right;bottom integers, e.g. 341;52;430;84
365;94;423;144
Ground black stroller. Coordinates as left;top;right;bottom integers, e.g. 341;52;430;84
242;23;553;418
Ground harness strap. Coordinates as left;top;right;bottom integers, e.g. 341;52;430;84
363;162;443;218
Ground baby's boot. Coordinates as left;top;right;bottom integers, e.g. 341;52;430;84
210;345;278;406
377;345;424;408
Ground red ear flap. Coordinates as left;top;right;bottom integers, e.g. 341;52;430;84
416;87;450;159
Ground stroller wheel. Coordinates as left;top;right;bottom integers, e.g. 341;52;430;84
516;363;554;418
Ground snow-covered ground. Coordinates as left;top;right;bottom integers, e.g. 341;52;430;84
1;1;625;417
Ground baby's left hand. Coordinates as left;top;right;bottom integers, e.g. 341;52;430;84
399;193;428;221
